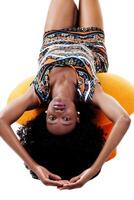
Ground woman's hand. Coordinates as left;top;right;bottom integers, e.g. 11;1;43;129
57;168;99;190
33;165;64;187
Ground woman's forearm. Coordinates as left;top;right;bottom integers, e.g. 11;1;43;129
92;115;131;172
0;118;37;171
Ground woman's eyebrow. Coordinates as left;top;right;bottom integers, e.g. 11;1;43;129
47;121;73;126
62;123;73;126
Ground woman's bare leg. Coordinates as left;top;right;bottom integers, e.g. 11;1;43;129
44;0;78;32
79;0;103;29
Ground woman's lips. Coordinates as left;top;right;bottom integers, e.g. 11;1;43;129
53;98;66;109
53;103;65;109
54;102;65;106
53;105;65;108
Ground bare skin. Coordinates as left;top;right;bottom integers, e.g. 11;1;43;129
43;0;104;135
0;0;131;189
44;0;78;31
79;0;103;29
46;67;80;135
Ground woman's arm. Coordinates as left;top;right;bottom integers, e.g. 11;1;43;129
91;84;131;171
0;86;63;186
0;86;40;169
59;85;131;190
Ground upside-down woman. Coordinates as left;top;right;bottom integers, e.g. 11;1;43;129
0;0;131;190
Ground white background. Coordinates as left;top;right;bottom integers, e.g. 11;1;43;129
0;0;134;199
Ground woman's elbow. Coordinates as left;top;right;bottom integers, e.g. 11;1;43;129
120;114;131;127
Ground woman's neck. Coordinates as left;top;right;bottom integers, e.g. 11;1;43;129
49;66;77;101
51;79;76;101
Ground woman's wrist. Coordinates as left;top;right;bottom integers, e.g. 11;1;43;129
27;160;39;172
90;164;102;175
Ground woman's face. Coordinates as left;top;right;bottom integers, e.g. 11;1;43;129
46;97;80;135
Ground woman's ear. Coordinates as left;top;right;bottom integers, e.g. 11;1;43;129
77;111;80;123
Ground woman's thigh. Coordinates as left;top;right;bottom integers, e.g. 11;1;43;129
44;0;78;32
79;0;103;29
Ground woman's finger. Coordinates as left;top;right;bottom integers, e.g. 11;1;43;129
59;179;83;190
59;182;80;190
70;176;80;183
57;180;70;189
49;173;62;180
58;180;70;184
45;178;63;187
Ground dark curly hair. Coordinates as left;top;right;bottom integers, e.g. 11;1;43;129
17;101;105;180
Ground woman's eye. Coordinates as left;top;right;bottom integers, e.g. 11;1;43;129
49;116;56;120
63;117;70;121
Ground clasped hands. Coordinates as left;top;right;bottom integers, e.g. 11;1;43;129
33;165;99;190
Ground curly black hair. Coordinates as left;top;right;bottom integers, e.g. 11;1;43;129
17;102;105;180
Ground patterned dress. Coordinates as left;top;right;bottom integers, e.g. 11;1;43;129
32;27;108;104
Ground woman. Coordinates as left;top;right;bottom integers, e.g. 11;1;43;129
0;0;131;190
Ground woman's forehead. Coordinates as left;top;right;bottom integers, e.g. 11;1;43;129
47;122;76;135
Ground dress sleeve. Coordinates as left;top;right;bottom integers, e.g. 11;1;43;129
30;66;50;105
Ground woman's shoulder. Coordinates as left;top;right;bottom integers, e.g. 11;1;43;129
26;85;42;109
92;82;104;105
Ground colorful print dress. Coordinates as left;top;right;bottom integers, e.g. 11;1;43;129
32;27;108;104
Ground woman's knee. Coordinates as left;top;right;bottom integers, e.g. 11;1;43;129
44;0;78;32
